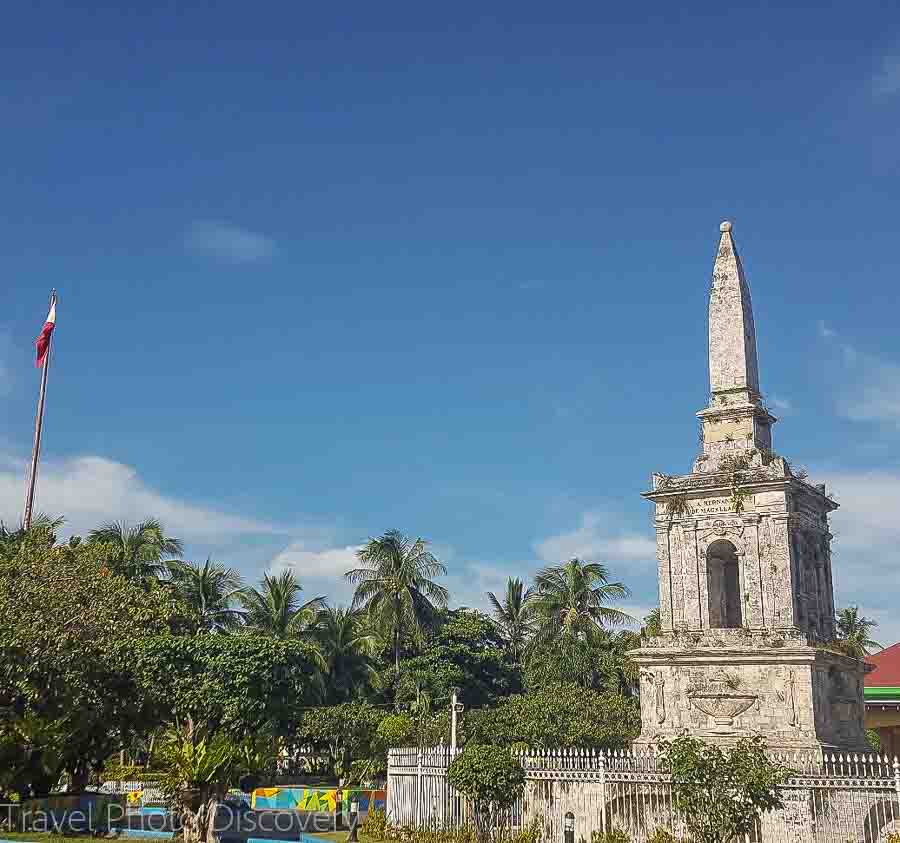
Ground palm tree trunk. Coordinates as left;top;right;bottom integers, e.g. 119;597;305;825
394;625;400;675
393;597;402;676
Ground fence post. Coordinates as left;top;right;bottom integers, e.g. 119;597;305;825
893;756;900;806
416;746;423;828
599;750;607;834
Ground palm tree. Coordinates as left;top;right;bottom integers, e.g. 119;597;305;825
315;606;379;702
487;577;534;661
0;514;64;561
834;606;882;658
345;529;449;675
239;570;325;638
166;558;245;633
86;518;183;580
529;558;632;651
642;607;662;638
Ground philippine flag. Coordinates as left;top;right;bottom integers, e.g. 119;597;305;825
35;299;56;368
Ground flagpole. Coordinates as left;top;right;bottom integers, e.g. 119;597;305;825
23;289;57;531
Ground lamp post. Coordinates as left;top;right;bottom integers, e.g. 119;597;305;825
450;687;464;752
347;797;360;843
564;812;575;843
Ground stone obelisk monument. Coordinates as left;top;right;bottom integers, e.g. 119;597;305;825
634;221;869;753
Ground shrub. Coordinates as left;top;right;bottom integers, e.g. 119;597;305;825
466;683;639;749
448;745;525;842
662;736;788;843
375;713;418;750
365;807;389;839
591;829;630;843
646;829;677;843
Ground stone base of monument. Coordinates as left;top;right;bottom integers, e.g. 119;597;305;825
632;636;872;754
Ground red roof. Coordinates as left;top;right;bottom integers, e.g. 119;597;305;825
866;642;900;687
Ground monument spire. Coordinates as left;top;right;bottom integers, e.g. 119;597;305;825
708;220;760;402
636;220;866;756
697;221;775;470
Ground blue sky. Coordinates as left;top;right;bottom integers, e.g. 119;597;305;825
2;1;900;639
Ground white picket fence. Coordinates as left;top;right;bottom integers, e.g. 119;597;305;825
97;780;166;807
387;746;900;843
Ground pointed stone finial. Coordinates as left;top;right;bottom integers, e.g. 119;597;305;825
709;219;760;398
696;220;776;467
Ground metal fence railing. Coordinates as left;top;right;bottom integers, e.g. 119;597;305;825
387;747;900;843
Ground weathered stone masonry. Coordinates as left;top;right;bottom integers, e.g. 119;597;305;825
633;221;870;753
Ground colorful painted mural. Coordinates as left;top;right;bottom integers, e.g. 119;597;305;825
250;787;385;816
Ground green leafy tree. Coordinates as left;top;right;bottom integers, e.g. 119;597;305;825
292;701;385;779
834;606;882;658
487;577;534;662
345;529;449;675
642;607;662;637
526;629;641;696
0;531;185;794
529;559;632;651
447;745;525;842
133;633;322;843
0;515;65;562
239;570;325;639
394;610;520;711
315;606;379;703
167;558;244;633
662;736;788;843
132;632;322;740
467;683;638;749
86;518;183;581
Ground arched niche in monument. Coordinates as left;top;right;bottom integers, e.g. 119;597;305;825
706;539;742;629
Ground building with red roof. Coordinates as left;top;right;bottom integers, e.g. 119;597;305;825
865;643;900;755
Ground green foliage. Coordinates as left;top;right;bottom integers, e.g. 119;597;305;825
487;578;534;662
591;830;630;843
315;606;379;703
159;728;238;794
662;736;788;843
468;683;638;748
0;533;185;794
646;829;676;843
833;606;882;658
365;807;389;839
448;745;525;842
86;518;183;581
375;713;417;749
165;557;244;633
524;630;640;696
131;632;321;740
448;745;525;805
642;608;662;638
238;570;325;638
293;701;385;778
395;610;520;711
529;559;632;652
346;529;449;674
867;728;881;752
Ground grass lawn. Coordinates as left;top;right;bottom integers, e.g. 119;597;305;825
0;835;171;843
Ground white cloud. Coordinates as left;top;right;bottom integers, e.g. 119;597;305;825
184;221;276;263
0;452;281;540
819;470;900;645
271;542;361;579
838;350;900;425
535;510;656;566
818;327;900;425
873;53;900;98
769;395;792;414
